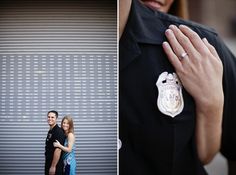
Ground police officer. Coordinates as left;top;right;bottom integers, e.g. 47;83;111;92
45;110;65;175
119;0;236;174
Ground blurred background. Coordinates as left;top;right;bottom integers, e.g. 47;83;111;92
188;0;236;174
188;0;236;55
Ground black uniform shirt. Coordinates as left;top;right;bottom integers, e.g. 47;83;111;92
45;124;65;174
119;0;236;175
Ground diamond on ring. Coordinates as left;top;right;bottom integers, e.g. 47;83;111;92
180;52;188;59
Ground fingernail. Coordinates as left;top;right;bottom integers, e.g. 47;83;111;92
169;25;176;30
162;41;169;48
179;25;189;30
203;38;208;43
179;24;186;28
165;29;173;35
162;41;168;46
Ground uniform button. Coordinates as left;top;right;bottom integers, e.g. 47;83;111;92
118;138;122;150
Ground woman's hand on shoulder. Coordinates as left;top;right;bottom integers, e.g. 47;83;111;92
162;24;223;112
53;140;61;148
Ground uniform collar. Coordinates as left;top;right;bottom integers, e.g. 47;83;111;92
127;0;216;43
119;0;167;70
50;124;58;131
128;0;167;44
119;0;217;71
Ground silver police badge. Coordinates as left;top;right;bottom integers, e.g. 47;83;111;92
156;72;184;117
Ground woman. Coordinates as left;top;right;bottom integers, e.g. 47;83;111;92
54;115;76;175
119;0;230;174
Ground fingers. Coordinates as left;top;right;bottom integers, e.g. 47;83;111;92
165;28;187;58
202;38;220;59
162;41;183;71
162;24;223;110
162;24;221;74
164;25;220;62
53;140;58;143
53;140;59;147
177;25;210;55
163;27;188;72
168;25;197;58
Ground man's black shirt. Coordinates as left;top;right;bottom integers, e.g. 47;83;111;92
45;124;65;175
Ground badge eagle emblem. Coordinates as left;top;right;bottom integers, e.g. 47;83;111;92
156;72;184;117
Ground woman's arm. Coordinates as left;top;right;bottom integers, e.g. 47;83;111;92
119;0;132;39
54;133;75;153
162;25;224;164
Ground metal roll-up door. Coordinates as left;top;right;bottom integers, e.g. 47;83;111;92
0;0;117;174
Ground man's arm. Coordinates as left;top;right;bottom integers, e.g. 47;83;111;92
119;0;132;39
49;148;62;175
49;127;65;175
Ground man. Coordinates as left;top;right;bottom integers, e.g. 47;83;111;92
45;110;65;175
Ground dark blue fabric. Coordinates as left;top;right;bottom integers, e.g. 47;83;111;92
119;0;236;174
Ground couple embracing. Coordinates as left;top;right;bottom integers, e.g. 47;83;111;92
45;110;77;175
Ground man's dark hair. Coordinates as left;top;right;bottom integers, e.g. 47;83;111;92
47;110;58;118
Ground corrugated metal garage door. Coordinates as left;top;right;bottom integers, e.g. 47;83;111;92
0;0;117;174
